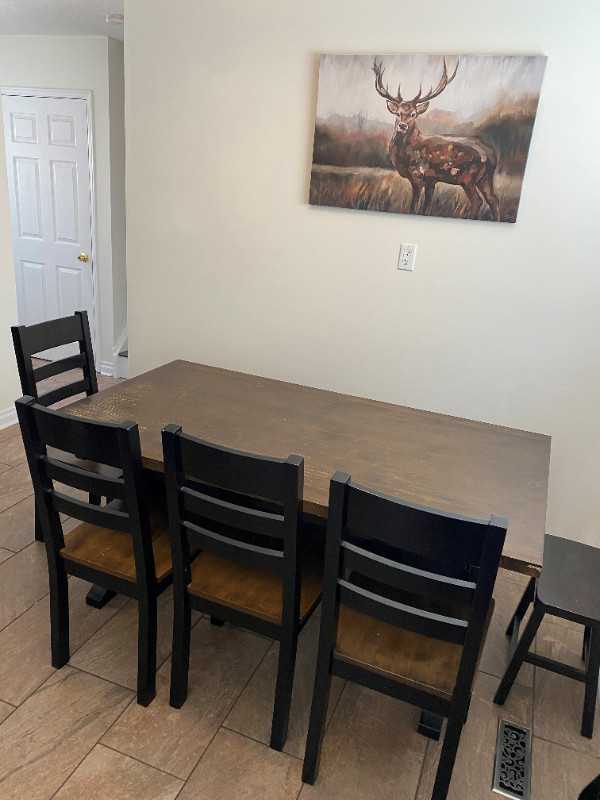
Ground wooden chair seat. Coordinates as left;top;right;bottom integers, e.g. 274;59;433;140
61;504;172;583
335;601;492;700
188;548;322;625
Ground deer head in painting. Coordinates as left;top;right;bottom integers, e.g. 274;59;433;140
373;58;501;221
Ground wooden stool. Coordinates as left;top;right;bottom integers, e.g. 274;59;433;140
494;535;600;738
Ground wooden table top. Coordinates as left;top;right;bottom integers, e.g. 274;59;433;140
65;360;551;575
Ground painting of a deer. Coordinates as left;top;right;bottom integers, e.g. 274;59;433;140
373;58;501;221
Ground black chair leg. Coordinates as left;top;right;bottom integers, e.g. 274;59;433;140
169;591;191;709
270;631;299;751
34;503;44;542
495;604;545;706
431;715;464;800
582;626;600;738
506;577;536;636
49;558;70;668
137;592;157;706
302;656;334;783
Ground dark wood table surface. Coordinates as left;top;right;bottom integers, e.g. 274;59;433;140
65;359;551;576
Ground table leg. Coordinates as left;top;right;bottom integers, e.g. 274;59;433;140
86;585;117;608
418;709;443;740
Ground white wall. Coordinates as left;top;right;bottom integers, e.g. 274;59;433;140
0;35;126;383
124;0;600;545
108;38;127;347
0;100;19;421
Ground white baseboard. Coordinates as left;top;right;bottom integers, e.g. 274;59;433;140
0;405;17;430
100;360;114;377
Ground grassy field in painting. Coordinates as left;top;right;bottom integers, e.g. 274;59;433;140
309;165;522;222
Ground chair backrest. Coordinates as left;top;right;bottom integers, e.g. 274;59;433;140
12;311;98;407
15;396;157;586
162;424;304;621
324;472;507;697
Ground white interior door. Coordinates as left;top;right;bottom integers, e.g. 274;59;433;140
2;92;96;361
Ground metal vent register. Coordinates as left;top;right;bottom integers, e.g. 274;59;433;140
492;719;532;799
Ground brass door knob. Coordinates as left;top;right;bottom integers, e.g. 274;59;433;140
77;252;89;262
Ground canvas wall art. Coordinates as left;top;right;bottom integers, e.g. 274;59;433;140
310;54;546;222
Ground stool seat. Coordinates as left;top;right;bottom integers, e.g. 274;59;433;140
538;535;600;623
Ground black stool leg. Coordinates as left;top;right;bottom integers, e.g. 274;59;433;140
495;604;545;706
506;577;536;637
582;625;591;662
582;626;600;738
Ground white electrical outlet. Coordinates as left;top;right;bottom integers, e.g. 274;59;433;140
398;243;417;271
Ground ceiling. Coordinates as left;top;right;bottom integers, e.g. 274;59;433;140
0;0;124;41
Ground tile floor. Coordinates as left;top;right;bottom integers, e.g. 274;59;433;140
0;367;597;799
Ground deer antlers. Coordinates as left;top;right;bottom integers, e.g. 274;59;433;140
373;57;459;106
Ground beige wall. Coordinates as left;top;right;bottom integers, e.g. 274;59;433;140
124;0;600;545
0;35;126;385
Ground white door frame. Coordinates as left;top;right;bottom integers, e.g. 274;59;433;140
1;86;99;363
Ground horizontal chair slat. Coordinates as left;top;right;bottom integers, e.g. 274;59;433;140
33;353;87;381
344;484;488;570
341;541;476;607
179;432;288;501
181;486;285;539
19;314;83;354
338;579;468;645
32;404;123;468
52;491;131;533
38;379;90;407
183;519;285;573
44;456;125;500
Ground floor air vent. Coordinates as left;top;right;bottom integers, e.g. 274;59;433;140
492;719;532;799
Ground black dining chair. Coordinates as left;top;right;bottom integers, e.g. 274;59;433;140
302;473;507;800
16;396;174;706
494;535;600;739
162;424;323;751
12;311;101;544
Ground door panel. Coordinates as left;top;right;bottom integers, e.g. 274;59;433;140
2;93;95;362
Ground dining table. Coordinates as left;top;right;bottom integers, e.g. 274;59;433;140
65;359;551;737
65;358;551;574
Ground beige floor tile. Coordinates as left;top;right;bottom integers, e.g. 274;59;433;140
0;548;13;564
299;682;426;800
0;576;128;706
225;611;345;758
0;701;14;724
0;424;19;444
0;463;11;475
102;618;271;778
69;591;177;691
531;737;600;800
179;728;303;800
0;434;26;466
478;577;535;687
0;666;132;800
498;567;532;587
415;671;533;800
0;494;35;551
0;541;48;631
53;744;183;800
533;620;600;757
0;462;33;513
